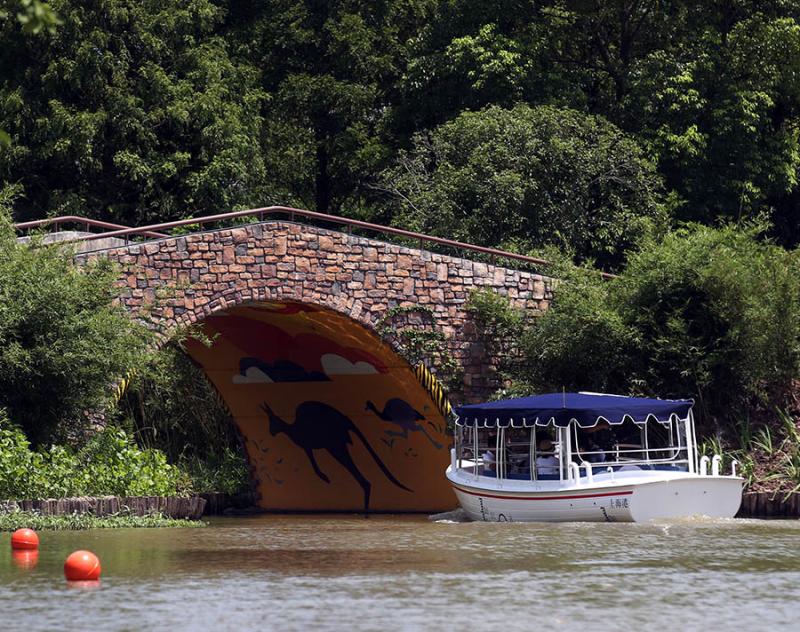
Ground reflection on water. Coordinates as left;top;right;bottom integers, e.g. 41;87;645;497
2;515;800;630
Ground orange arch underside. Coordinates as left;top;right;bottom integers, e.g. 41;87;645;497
184;301;456;512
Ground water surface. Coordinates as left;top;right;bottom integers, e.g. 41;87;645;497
1;515;799;630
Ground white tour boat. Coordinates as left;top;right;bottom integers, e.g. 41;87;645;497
446;392;743;522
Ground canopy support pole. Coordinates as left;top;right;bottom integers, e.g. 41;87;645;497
473;424;479;480
685;412;696;474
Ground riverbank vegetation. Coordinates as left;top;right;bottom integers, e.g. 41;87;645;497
115;344;250;496
467;222;800;493
0;412;190;499
4;2;800;495
0;197;249;501
0;510;205;531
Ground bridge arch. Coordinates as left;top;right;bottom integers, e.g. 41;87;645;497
182;298;453;512
95;219;549;511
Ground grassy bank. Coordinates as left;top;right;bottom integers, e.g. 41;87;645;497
0;511;206;531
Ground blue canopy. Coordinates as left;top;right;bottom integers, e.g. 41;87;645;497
454;392;693;428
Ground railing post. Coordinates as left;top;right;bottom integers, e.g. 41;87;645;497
582;461;593;484
568;462;581;486
711;454;722;477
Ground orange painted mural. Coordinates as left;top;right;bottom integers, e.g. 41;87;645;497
184;301;457;512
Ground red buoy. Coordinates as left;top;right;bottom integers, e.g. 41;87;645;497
64;550;101;581
10;528;39;550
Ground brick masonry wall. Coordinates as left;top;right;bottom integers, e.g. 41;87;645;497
86;221;552;401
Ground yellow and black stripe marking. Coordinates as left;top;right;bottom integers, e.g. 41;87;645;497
414;362;452;419
112;369;138;404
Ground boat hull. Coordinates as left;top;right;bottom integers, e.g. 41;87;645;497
447;469;743;523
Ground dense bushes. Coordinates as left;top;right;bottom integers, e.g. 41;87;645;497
0;198;155;445
471;223;800;427
179;449;250;497
0;197;249;496
0;410;189;499
118;343;239;462
117;343;251;496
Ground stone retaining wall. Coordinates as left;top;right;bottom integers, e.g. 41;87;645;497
199;492;258;515
0;495;206;520
737;492;800;518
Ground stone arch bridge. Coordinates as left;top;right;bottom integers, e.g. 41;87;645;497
39;209;553;512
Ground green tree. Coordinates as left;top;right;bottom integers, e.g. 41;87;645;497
624;9;800;229
0;193;155;444
0;0;271;225
401;1;800;248
379;104;666;269
515;223;800;424
0;0;60;146
226;0;434;216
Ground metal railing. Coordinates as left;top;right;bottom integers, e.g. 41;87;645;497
13;205;617;278
14;215;168;239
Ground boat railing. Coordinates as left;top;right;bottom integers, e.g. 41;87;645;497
573;444;686;464
454;442;691;481
570;443;691;476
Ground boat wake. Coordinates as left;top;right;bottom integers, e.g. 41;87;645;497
428;508;472;523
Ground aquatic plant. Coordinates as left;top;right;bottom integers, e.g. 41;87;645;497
0;412;190;500
0;510;206;531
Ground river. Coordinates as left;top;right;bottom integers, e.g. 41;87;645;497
2;515;800;630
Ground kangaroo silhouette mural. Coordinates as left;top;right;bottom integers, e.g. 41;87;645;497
262;401;412;512
365;399;443;450
184;301;456;512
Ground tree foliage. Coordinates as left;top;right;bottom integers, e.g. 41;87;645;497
2;1;800;250
503;223;800;424
224;0;436;216
0;0;271;224
0;194;155;444
380;104;665;268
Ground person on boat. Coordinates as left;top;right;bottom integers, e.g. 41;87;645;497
576;435;606;463
507;428;530;476
482;447;496;474
535;438;558;477
482;434;498;475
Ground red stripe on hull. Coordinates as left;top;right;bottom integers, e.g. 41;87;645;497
452;485;634;502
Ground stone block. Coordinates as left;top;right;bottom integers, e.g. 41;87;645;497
231;228;249;243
